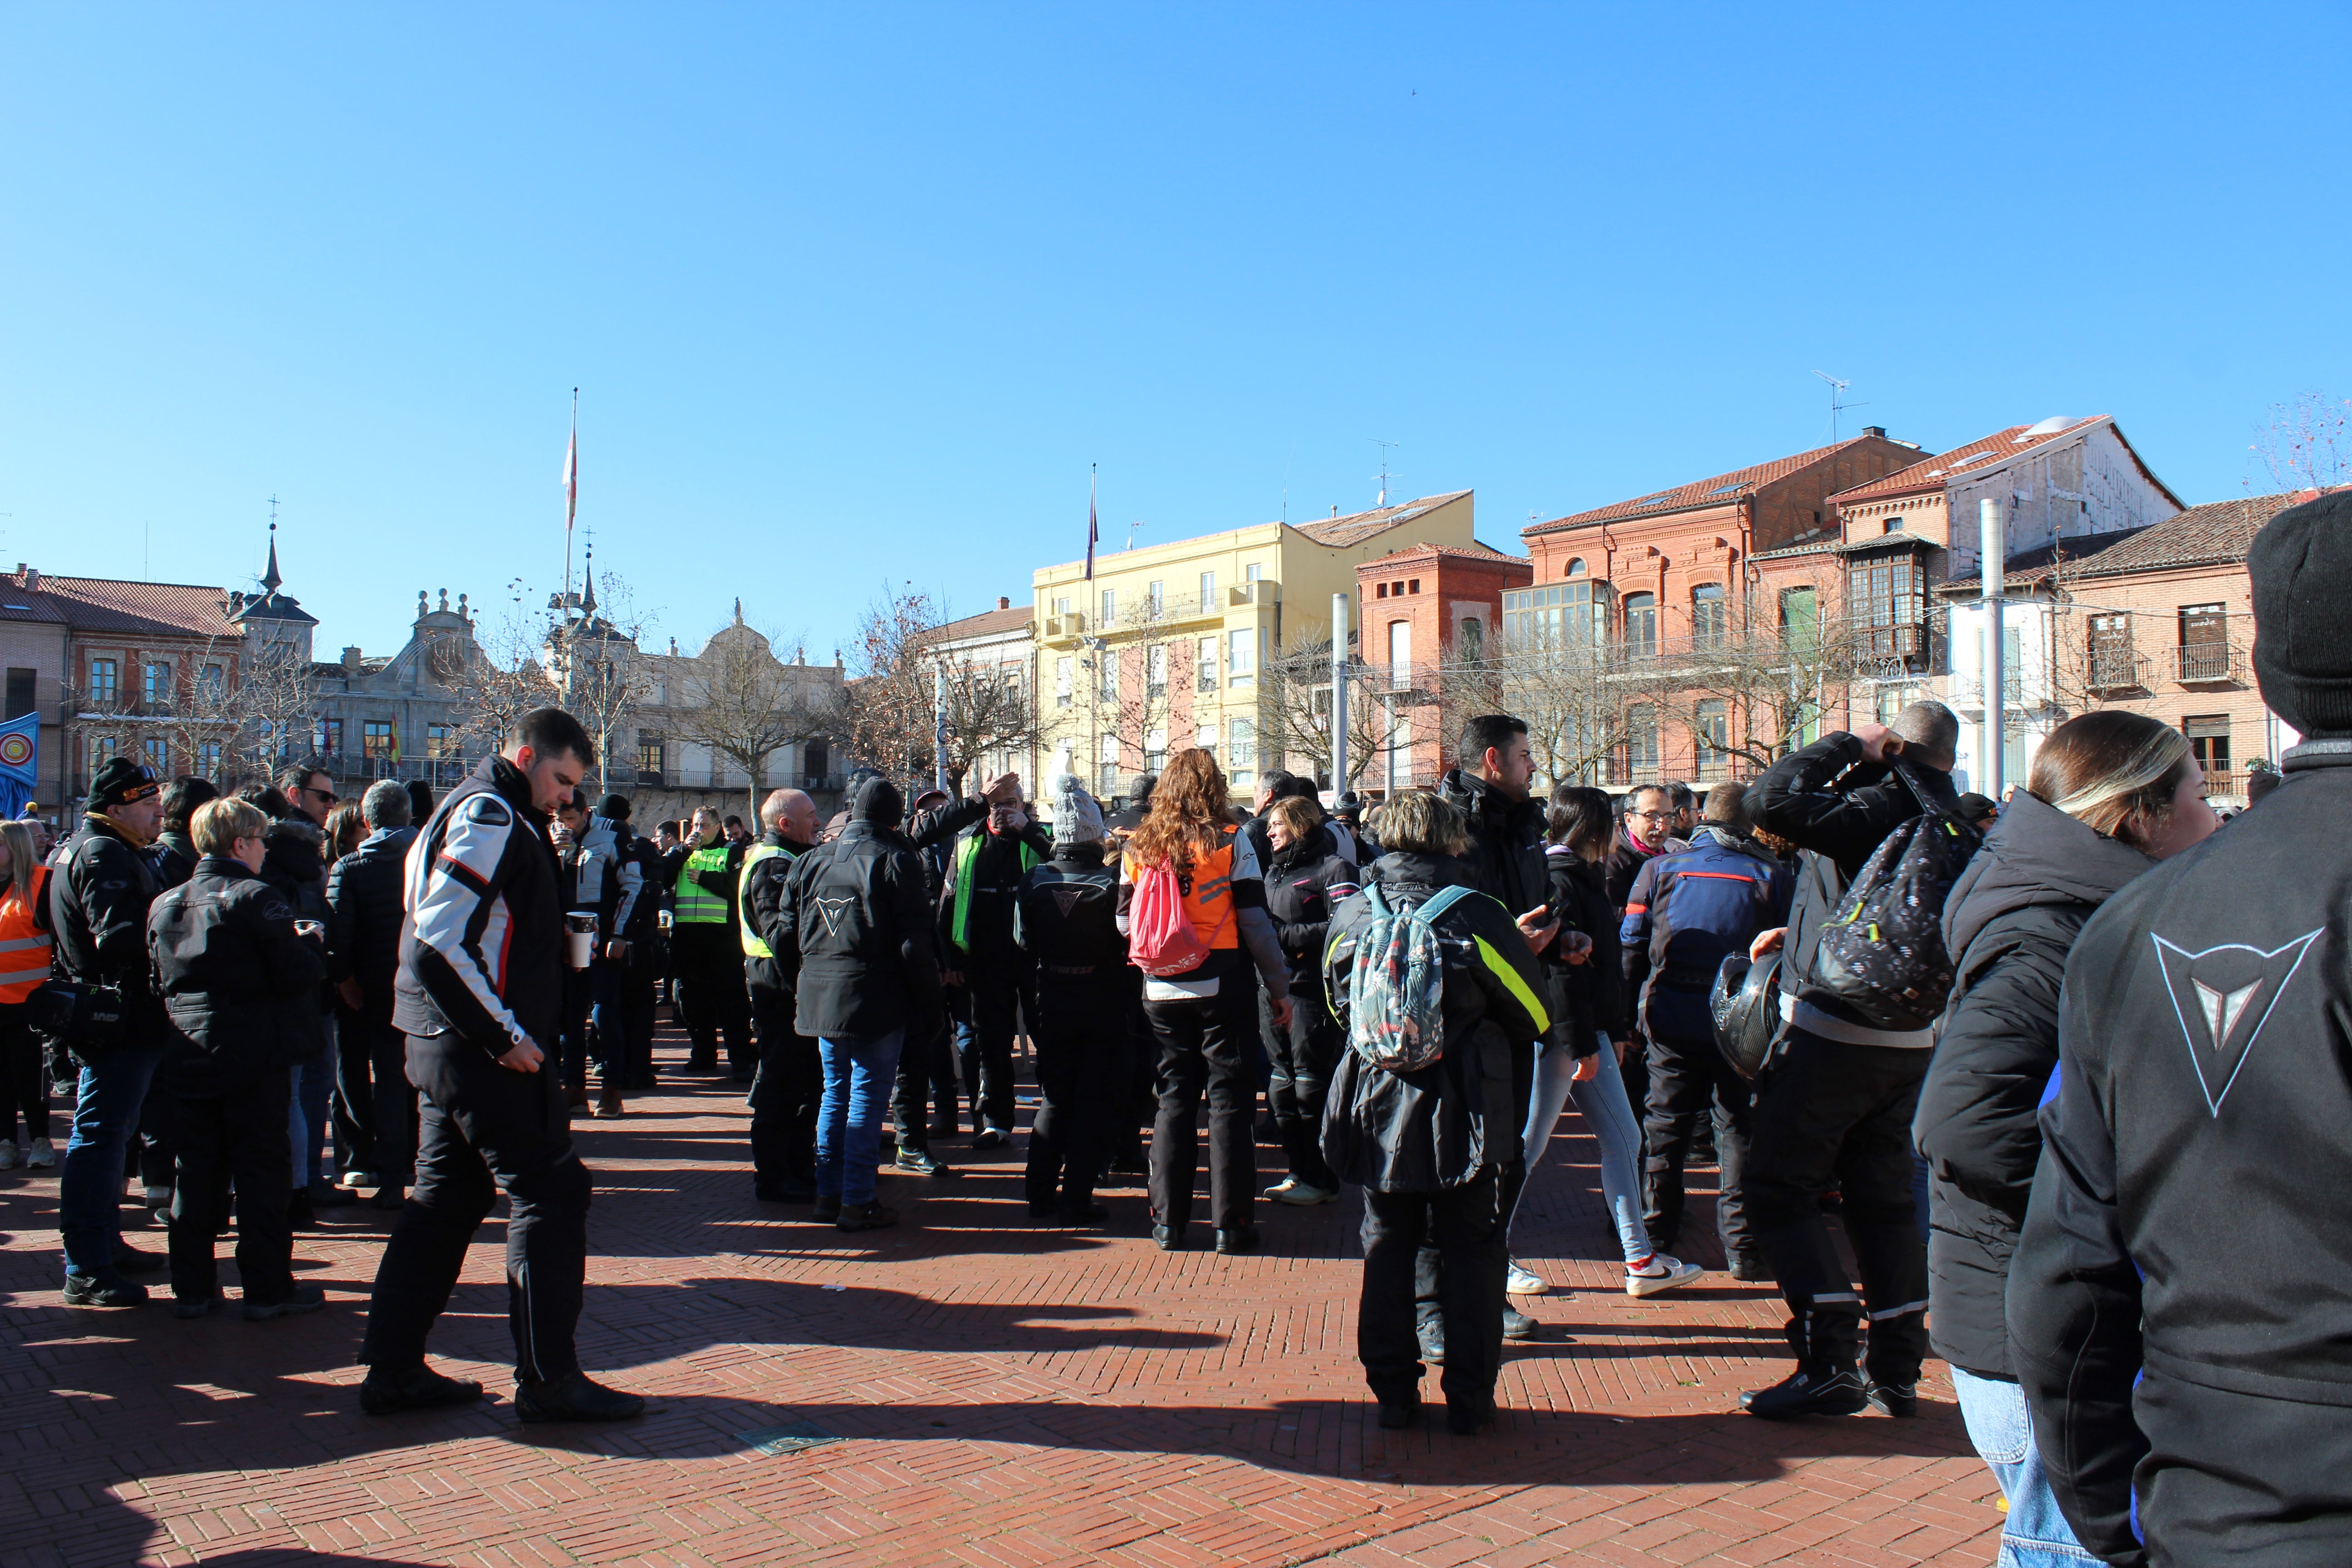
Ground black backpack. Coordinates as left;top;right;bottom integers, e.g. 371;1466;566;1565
1806;761;1982;1032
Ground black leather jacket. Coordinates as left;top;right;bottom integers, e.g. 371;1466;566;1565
147;856;329;1095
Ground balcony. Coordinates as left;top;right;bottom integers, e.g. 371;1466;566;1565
330;753;473;787
1042;614;1088;641
2086;651;2146;693
2176;644;2241;684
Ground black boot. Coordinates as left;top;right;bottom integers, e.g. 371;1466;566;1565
359;1363;485;1415
1740;1366;1867;1419
515;1370;645;1423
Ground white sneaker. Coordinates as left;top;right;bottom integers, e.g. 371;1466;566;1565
1262;1176;1337;1206
0;1143;16;1170
1505;1259;1548;1296
1627;1254;1705;1297
24;1137;54;1169
338;1171;382;1190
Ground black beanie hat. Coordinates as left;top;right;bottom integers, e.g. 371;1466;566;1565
88;757;160;812
597;793;631;821
852;774;904;828
2249;489;2352;738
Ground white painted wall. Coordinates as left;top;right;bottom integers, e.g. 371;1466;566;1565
1942;419;2181;581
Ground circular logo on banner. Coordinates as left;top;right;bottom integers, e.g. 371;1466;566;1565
0;733;30;769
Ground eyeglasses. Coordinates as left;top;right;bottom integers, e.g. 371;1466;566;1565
1628;808;1672;822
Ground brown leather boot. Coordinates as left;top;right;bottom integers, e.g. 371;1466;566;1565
566;1079;591;1111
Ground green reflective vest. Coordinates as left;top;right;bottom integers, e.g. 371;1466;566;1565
674;843;735;925
948;831;1039;956
738;841;794;958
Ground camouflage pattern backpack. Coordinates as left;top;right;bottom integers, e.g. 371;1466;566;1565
1344;883;1475;1072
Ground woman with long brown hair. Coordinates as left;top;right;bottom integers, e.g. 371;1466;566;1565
1119;749;1295;1254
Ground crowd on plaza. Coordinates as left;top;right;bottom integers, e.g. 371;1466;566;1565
5;492;2351;1564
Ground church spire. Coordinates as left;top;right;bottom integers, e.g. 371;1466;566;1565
261;499;283;594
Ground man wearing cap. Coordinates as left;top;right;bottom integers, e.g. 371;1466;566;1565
937;785;1052;1149
743;786;822;1198
2007;491;2352;1565
49;758;171;1306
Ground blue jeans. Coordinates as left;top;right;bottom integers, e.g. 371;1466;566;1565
1509;1031;1649;1264
59;1041;167;1275
1950;1365;2099;1565
289;1049;334;1190
816;1029;905;1206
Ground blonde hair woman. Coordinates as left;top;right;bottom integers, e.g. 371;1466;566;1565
0;820;57;1168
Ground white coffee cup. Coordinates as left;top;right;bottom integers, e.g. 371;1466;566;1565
564;913;597;970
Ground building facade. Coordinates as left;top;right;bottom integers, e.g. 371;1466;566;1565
1352;541;1532;791
919;596;1039;793
631;612;848;827
1033;490;1478;800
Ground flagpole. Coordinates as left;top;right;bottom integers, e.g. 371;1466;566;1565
563;388;578;626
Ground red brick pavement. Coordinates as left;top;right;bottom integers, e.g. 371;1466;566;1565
3;1026;2002;1566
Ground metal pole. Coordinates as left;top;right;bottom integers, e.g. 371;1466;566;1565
1980;496;2005;800
1330;592;1349;797
933;659;949;794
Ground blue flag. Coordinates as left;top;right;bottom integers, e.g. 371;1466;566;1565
0;711;35;820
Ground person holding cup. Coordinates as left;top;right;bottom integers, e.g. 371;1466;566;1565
144;797;332;1320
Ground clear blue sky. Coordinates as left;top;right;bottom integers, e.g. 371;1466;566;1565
4;4;2344;662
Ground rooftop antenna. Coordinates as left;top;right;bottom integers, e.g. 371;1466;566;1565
1813;371;1866;442
1125;519;1147;551
1371;439;1401;508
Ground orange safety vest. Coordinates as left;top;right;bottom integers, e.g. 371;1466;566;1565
0;867;53;1004
1123;825;1242;951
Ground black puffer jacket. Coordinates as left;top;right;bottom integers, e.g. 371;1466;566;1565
1546;845;1624;1054
147;856;329;1095
778;776;943;1040
1434;769;1549;918
1750;731;1963;1034
325;825;416;1015
1014;844;1127;1009
1319;851;1550;1192
1261;823;1359;993
1912;790;2151;1382
257;815;329;921
48;815;167;1038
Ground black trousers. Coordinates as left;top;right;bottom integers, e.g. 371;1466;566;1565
747;977;821;1189
1618;1032;1651;1129
1145;960;1257;1235
671;924;751;1068
1025;993;1130;1212
0;1001;50;1142
1744;1027;1931;1383
558;965;594;1083
346;1011;419;1189
1267;989;1341;1190
889;1011;957;1154
609;963;659;1085
169;1073;294;1303
129;1082;174;1195
960;964;1031;1133
1362;1169;1509;1409
1642;1030;1753;1257
331;1005;375;1176
362;1035;594;1382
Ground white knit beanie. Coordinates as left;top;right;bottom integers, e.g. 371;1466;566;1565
1052;773;1105;848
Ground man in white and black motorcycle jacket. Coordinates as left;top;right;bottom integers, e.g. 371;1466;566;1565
2009;490;2352;1567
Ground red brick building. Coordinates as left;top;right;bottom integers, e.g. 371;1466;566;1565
1353;541;1532;789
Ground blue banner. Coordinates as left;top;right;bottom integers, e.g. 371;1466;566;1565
0;710;38;821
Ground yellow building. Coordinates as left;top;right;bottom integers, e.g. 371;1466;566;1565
1032;490;1475;799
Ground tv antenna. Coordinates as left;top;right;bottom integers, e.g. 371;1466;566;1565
1371;439;1401;508
1813;371;1867;441
1125;520;1147;551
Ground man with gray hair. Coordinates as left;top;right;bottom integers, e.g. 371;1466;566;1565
1740;701;1963;1420
325;779;417;1206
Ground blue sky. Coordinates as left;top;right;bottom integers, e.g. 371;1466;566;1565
4;4;2345;662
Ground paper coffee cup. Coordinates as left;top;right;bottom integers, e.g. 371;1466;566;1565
565;914;597;970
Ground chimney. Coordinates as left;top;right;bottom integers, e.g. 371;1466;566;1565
1862;425;1886;440
997;596;1010;610
20;566;37;591
342;646;364;671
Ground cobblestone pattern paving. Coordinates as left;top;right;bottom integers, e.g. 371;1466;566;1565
3;1025;2002;1566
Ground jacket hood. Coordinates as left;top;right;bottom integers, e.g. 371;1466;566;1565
1269;820;1337;873
852;775;904;827
264;815;325;883
1367;849;1473;893
1942;788;2155;959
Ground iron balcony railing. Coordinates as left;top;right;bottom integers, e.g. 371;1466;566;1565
2176;644;2239;683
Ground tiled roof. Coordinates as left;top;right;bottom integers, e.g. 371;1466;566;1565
1931;491;2310;595
1526;439;1898;535
1357;538;1527;568
231;589;319;627
35;575;240;637
1294;490;1471;548
926;603;1034;643
0;586;69;624
1831;421;2097;505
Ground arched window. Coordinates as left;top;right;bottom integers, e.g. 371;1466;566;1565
1623;592;1658;657
1564;558;1586;578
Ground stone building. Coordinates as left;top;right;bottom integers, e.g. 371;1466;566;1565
302;586;491;797
629;608;848;828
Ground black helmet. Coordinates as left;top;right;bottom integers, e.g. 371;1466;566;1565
1710;949;1782;1082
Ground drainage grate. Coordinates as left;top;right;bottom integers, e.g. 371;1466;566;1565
738;1420;846;1457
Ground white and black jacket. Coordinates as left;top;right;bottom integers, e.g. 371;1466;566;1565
392;755;564;1058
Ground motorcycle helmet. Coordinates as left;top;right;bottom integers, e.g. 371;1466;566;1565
1710;948;1783;1082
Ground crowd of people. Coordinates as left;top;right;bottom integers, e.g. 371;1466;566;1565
10;489;2352;1563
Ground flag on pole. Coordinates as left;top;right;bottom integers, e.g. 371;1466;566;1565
1083;465;1098;582
563;412;578;529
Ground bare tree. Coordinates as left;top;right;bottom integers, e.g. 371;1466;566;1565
1262;623;1390;789
545;572;656;797
678;617;836;820
842;588;943;789
220;637;320;785
441;607;560;760
1635;568;1876;777
2249;391;2352;492
1491;632;1640;789
934;652;1037;796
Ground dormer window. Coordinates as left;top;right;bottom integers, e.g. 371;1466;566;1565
1885;515;1905;534
1564;558;1586;578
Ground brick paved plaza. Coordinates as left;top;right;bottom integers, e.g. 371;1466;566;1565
5;1027;2002;1567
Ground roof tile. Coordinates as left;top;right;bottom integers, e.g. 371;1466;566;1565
1294;490;1471;548
1528;439;1898;535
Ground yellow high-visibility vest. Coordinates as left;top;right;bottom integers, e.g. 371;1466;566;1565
738;841;794;957
673;843;734;924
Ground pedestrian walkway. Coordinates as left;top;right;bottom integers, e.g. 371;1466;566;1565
4;1029;2001;1566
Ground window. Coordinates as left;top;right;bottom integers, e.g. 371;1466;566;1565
1622;593;1658;657
363;720;397;760
1197;638;1217;692
1858;557;1924;662
1147;644;1167;696
1692;584;1726;648
638;732;666;779
1375;582;1387;599
88;657;118;704
1229;715;1256;768
196;740;221;780
313;717;343;756
4;667;34;720
1389;620;1412;690
1053;597;1071;618
1147;580;1164;616
1975;627;2023;696
199;663;225;703
88;735;117;775
1459;617;1484;662
804;740;829;780
2178;603;2229;681
1228;628;1254;679
1886;515;1905;533
144;737;168;776
1099;650;1118;702
143;662;171;705
1198;571;1215;606
2088;613;2136;689
1695;699;1729;779
1145;727;1167;770
1622;706;1660;779
1055;656;1073;708
1501;580;1612;649
1100;588;1115;626
1245;562;1263;583
2184;715;2230;781
426;723;453;759
1564;558;1585;578
1780;587;1819;656
1098;729;1120;796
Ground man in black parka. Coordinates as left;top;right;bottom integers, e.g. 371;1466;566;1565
2009;492;2352;1566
